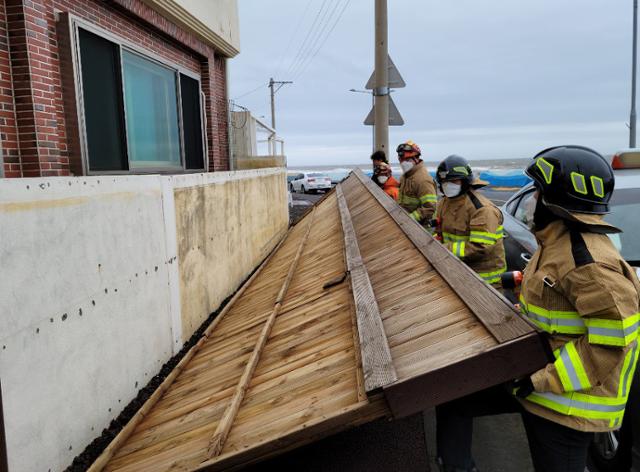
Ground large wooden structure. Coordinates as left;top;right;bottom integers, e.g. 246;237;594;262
90;170;549;471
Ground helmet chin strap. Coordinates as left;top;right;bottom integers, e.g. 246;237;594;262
533;197;559;231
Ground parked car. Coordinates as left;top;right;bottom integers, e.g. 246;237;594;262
500;163;640;472
289;172;332;194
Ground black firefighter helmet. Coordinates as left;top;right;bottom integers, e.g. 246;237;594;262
436;155;474;191
525;145;615;216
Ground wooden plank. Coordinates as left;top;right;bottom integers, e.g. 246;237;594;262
205;208;317;459
336;184;397;392
194;396;390;472
383;333;551;418
351;169;534;344
89;225;292;471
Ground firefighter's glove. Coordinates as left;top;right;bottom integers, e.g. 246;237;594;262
513;376;535;398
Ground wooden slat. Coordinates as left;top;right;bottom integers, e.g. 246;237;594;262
206;208;317;459
88;225;291;471
383;333;551;418
351;168;533;344
195;396;390;472
336;184;397;392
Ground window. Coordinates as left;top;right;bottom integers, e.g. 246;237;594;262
513;190;536;226
76;27;205;173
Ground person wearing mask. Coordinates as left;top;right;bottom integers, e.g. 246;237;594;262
436;146;640;472
434;155;506;289
397;140;437;226
370;150;388;186
373;162;399;200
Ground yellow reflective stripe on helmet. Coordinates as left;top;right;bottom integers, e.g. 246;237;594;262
451;241;465;258
409;210;420;221
536;157;555;185
518;296;587;335
585;313;640;347
477;266;506;284
419;193;437;204
555;342;592;392
442;232;469;243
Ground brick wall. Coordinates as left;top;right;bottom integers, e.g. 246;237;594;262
1;0;230;177
0;0;19;177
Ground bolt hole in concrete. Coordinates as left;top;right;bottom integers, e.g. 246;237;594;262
91;300;95;306
62;314;67;321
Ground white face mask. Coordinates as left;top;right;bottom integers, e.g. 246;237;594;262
377;176;389;184
523;193;538;228
400;161;415;173
442;182;462;198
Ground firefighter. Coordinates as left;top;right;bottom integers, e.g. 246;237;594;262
373;162;399;200
436;146;640;472
435;155;506;289
396;140;437;226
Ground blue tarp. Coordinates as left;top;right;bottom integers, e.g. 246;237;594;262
479;170;532;188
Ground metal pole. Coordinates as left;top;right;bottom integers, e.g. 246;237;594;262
269;77;276;130
631;0;638;148
374;0;389;155
371;92;375;152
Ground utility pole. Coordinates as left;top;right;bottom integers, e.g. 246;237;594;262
374;0;389;155
269;78;293;130
631;0;638;147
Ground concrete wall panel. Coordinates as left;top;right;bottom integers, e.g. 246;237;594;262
0;169;287;471
174;169;288;338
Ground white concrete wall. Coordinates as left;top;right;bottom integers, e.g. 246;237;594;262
174;0;240;51
0;169;287;471
141;0;240;56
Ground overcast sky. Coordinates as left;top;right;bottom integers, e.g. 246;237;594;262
229;1;634;166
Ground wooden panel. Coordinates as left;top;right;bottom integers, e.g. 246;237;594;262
336;184;397;392
195;396;390;472
352;169;533;344
383;333;551;418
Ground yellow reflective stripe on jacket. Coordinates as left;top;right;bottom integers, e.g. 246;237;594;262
520;297;640;346
469;226;504;245
519;296;587;335
555;342;592;392
399;194;420;206
526;391;626;421
525;341;639;423
586;313;640;347
477;266;506;284
451;241;465;258
419;193;437;204
409;210;420;221
442;232;469;243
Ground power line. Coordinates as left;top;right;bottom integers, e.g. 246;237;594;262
294;0;352;80
286;0;331;75
290;0;343;78
273;0;315;77
232;83;267;100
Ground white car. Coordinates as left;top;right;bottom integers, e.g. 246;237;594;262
289;172;332;194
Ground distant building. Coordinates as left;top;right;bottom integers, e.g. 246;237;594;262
0;0;240;178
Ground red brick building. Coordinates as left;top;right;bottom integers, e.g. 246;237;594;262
0;0;239;178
